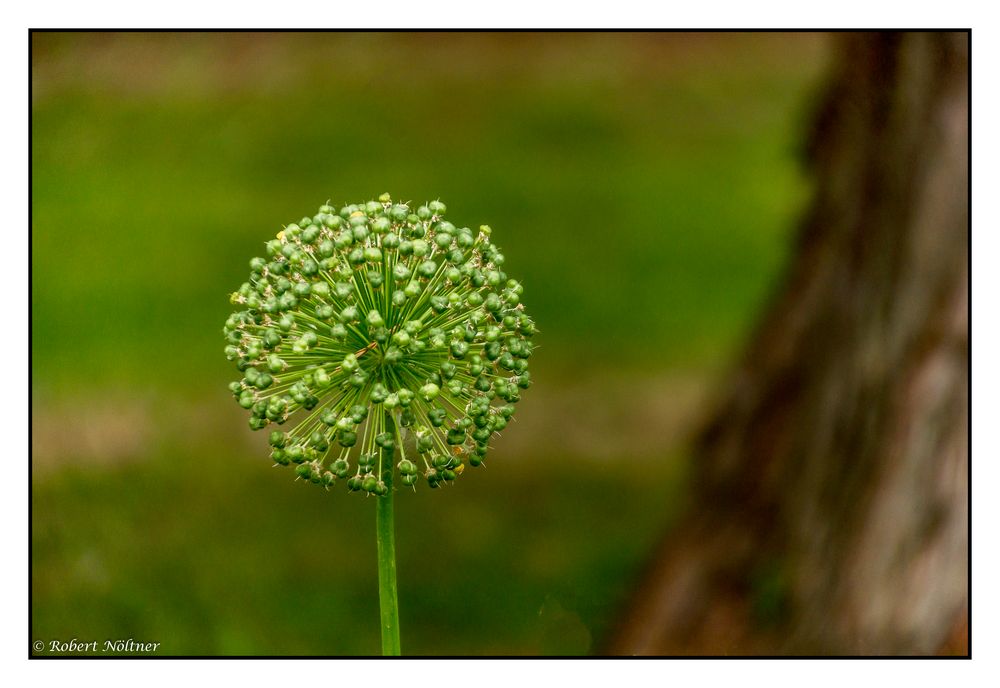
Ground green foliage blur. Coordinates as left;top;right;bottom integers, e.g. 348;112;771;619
31;32;826;655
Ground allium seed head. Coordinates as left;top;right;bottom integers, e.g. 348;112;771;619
224;195;535;495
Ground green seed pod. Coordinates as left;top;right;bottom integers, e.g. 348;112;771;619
338;305;358;324
450;340;469;359
342;353;359;372
350;404;369;423
334;281;353;299
317;240;335;258
427;408;447;427
416;260;437;279
293;281;312;298
367;310;385;329
430;295;449;313
334;231;353;249
310;431;329;451
403;281;422;299
447;427;466;445
371;383;389;403
419;383;440;402
338;429;358;447
263;329;282;349
350;365;373;389
412;239;430;257
367;270;385;288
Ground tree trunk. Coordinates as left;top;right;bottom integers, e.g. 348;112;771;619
609;31;968;656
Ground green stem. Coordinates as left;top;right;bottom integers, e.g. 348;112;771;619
376;410;401;656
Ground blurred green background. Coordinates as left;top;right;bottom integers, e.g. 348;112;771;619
31;31;827;655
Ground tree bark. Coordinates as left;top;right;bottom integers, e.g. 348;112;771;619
609;31;968;656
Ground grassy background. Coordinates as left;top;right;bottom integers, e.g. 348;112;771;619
31;32;827;655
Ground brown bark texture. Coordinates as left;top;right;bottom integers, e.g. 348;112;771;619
609;31;969;656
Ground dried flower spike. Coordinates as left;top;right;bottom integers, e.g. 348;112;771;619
223;195;535;496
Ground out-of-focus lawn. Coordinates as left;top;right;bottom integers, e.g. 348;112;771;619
33;441;688;655
31;32;827;655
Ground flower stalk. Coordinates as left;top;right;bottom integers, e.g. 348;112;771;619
376;410;401;656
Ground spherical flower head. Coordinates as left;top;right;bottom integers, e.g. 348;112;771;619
224;195;536;495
